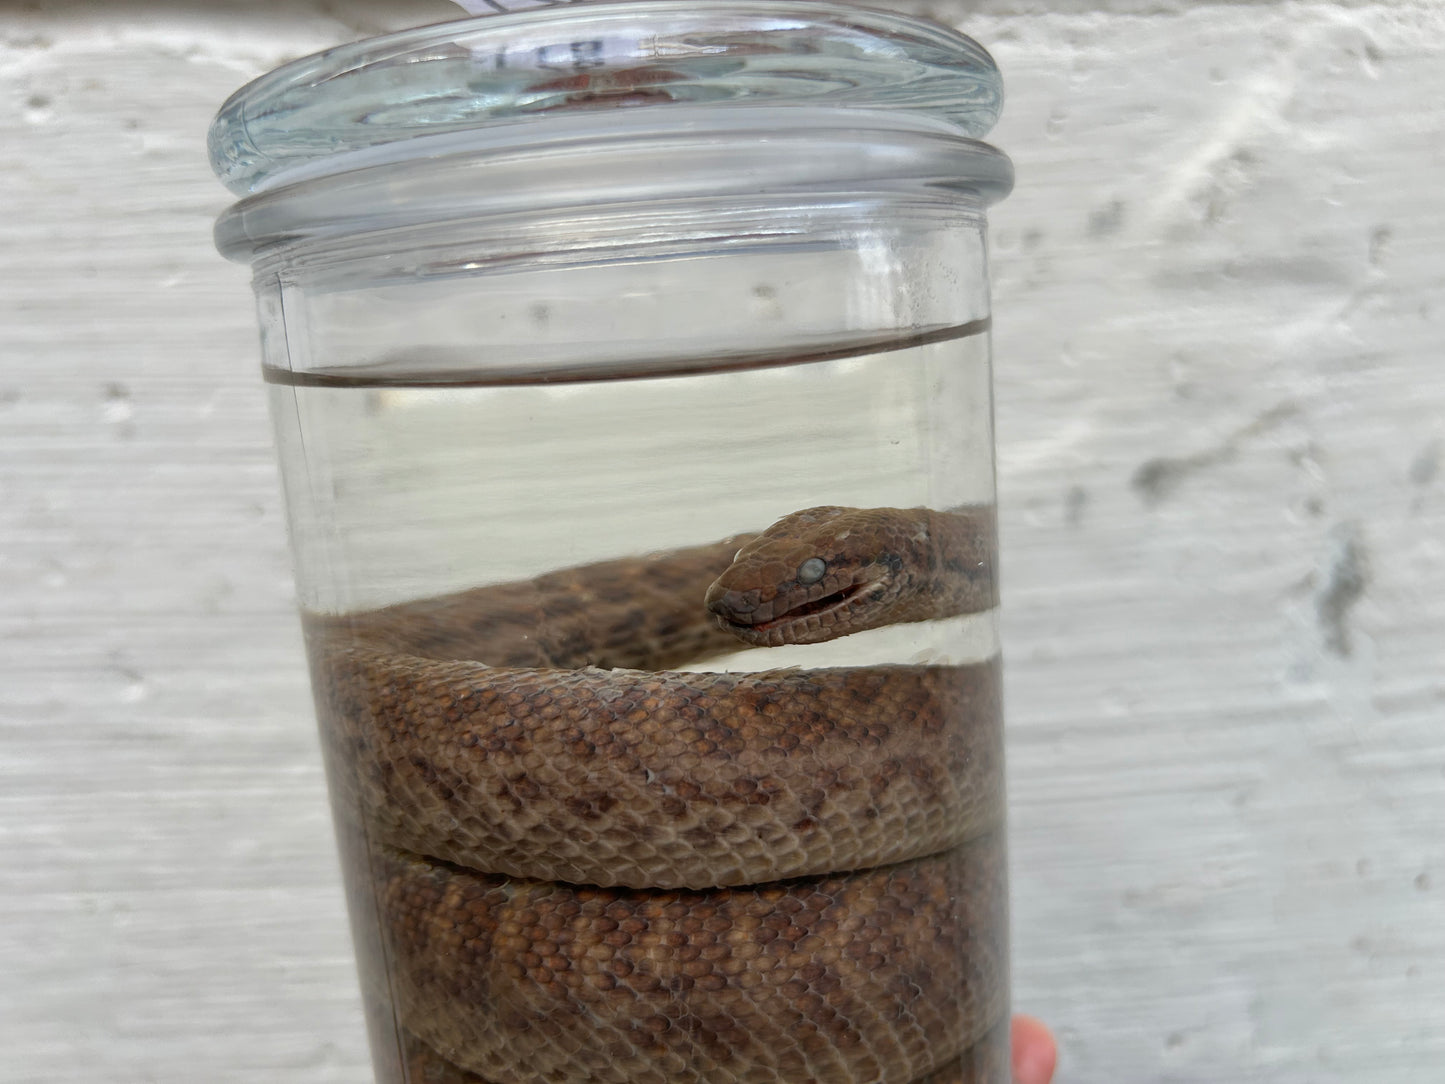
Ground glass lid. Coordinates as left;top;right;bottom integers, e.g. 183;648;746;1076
209;0;1005;195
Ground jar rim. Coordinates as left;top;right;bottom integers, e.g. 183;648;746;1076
208;0;1005;196
212;106;1013;263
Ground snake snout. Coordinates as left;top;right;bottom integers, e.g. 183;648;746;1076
705;585;764;626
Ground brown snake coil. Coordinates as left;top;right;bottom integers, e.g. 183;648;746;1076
306;506;1008;1084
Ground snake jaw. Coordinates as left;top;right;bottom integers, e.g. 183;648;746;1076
708;574;890;647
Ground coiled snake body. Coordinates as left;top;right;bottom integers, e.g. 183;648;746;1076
306;506;1008;1084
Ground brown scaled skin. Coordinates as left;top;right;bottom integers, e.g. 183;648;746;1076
706;506;998;647
308;505;1006;1084
394;1018;1011;1084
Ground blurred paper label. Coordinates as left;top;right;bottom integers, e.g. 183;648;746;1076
449;0;660;73
452;0;587;13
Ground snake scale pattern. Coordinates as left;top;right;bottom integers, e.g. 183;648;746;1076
304;506;1008;1084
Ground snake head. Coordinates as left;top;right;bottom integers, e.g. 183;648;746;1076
705;506;922;648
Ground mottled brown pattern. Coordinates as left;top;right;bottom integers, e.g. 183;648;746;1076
395;1022;1010;1084
379;835;1006;1084
306;507;1007;1083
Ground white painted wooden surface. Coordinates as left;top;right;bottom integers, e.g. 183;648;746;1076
2;2;1441;1081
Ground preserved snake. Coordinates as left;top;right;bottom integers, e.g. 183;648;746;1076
305;506;1007;1083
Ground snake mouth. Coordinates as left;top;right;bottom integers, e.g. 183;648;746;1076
748;582;871;633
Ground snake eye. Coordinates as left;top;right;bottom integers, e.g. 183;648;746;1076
796;557;826;585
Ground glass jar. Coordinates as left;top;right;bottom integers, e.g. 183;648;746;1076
210;4;1014;1082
